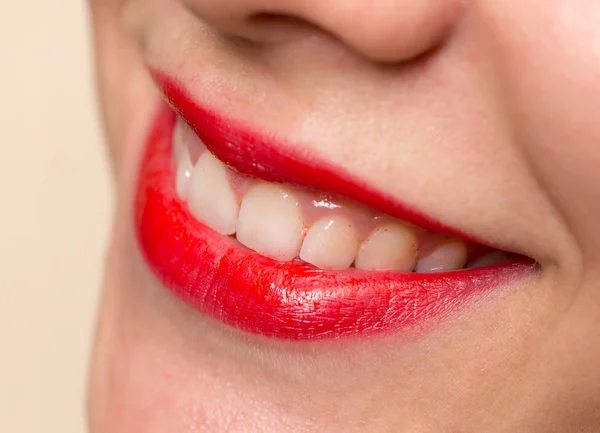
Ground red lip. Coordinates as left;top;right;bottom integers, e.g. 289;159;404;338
134;72;536;340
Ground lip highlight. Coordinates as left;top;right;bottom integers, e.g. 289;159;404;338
134;72;537;340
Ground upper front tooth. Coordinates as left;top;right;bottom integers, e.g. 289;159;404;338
299;215;359;270
415;240;468;273
236;183;305;261
187;151;240;235
355;223;418;271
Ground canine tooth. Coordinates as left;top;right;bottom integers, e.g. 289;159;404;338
187;151;239;235
415;241;468;273
173;118;186;161
300;216;359;270
467;251;508;268
175;147;193;198
355;224;418;271
236;183;305;261
174;117;204;162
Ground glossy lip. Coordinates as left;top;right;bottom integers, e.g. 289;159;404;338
134;71;537;340
154;70;472;241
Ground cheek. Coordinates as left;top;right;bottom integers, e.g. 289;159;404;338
487;1;600;263
92;0;161;175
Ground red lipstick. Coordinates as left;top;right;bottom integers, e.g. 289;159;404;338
134;72;536;340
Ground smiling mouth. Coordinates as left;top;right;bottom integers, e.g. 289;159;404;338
134;70;537;340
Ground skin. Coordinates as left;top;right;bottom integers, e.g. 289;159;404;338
87;0;600;431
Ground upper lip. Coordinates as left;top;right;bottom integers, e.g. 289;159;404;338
153;69;483;245
135;69;537;340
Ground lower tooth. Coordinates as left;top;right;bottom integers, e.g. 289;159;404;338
415;241;468;273
355;223;418;271
299;216;359;270
187;151;240;235
467;251;508;268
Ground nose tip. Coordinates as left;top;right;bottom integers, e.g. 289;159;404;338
182;0;466;64
309;0;466;63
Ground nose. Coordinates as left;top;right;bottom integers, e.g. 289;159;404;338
181;0;466;63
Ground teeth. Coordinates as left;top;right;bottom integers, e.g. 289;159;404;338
187;151;240;235
175;147;193;198
415;241;468;273
172;119;187;162
236;183;305;261
355;223;418;271
300;216;359;270
467;251;508;268
173;116;488;273
174;117;205;163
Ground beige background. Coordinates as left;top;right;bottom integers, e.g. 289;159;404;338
0;1;111;432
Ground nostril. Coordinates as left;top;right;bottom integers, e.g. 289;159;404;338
181;0;466;64
250;1;465;64
247;12;304;27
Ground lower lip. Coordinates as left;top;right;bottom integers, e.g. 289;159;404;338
135;104;536;340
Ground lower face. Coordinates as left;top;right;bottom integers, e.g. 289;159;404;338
88;0;600;431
